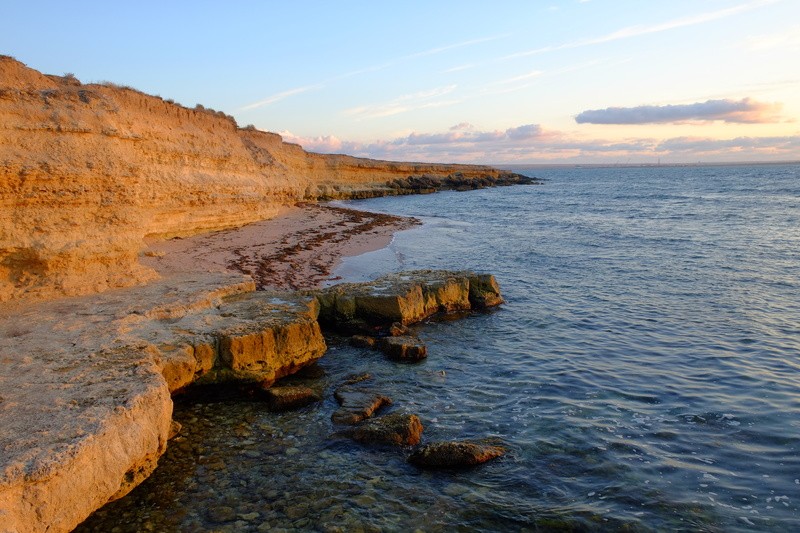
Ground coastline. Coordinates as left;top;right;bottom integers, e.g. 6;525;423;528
140;203;420;291
0;201;444;533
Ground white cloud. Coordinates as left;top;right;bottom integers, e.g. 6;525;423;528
575;98;783;125
443;64;476;74
240;85;321;111
657;135;800;154
343;85;460;120
506;0;781;59
493;70;543;86
243;35;507;112
406;35;510;59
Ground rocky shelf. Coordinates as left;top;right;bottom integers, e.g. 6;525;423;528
0;269;503;533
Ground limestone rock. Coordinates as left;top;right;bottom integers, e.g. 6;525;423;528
349;335;377;349
379;336;428;362
144;289;327;389
408;440;506;468
315;270;503;331
0;272;327;533
0;345;171;533
332;380;392;425
348;413;424;446
262;385;322;412
468;273;504;308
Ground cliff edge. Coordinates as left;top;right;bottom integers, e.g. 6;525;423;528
0;56;533;303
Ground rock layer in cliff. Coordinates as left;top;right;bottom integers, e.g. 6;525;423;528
0;56;536;303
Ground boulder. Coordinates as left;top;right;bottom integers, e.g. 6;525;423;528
348;413;424;446
467;273;504;308
379;336;428;362
408;440;505;468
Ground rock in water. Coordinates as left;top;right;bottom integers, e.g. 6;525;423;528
467;273;504;308
408;440;505;468
349;335;377;349
379;336;428;362
332;380;392;425
348;413;424;446
315;270;503;330
262;385;322;412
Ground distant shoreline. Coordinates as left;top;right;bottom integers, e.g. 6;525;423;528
497;160;800;170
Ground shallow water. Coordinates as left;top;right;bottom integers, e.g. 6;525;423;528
78;164;800;532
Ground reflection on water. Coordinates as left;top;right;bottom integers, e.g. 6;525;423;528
78;165;800;532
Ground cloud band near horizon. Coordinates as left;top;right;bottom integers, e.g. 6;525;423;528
576;98;783;125
278;122;799;164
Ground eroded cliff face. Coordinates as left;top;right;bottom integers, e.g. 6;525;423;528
0;57;526;303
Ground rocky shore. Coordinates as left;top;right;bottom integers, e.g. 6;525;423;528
0;56;538;532
0;267;509;532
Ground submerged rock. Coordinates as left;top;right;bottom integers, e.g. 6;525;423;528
408;440;505;468
349;335;377;349
332;380;392;425
262;385;322;412
342;372;372;385
347;413;424;446
379;336;427;362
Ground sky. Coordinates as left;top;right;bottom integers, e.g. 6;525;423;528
3;0;800;165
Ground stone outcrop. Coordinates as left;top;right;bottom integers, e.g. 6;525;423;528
0;272;326;533
0;56;537;303
315;270;503;331
408;440;506;469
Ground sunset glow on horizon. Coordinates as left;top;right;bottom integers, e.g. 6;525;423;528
3;0;799;164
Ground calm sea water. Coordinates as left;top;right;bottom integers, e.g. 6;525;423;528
79;164;800;532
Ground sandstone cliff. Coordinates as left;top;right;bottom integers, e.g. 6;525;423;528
0;56;532;303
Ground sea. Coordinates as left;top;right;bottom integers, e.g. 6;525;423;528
77;164;800;532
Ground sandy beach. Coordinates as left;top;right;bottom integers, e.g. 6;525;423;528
140;203;420;291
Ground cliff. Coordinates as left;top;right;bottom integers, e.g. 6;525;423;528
0;56;532;303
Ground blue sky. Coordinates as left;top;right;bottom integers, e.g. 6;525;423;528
3;0;799;164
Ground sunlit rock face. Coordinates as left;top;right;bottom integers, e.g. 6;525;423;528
0;56;531;303
314;270;504;330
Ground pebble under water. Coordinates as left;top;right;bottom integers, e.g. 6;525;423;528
77;164;800;532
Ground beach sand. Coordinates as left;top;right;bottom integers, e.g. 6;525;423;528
140;203;419;290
